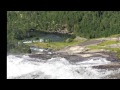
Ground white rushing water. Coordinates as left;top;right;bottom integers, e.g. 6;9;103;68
7;55;120;79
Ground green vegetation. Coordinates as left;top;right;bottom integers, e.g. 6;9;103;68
105;48;120;52
87;45;104;50
109;34;120;37
88;44;120;53
25;40;83;50
7;11;120;39
88;40;120;50
98;40;120;46
7;11;120;53
87;39;120;60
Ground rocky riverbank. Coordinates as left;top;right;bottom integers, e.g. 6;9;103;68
8;37;120;79
28;38;120;63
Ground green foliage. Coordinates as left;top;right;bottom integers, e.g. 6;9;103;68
98;40;120;46
25;41;83;50
87;45;104;50
7;11;120;53
7;11;120;39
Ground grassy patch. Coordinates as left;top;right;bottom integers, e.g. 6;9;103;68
87;45;104;50
25;40;84;50
105;48;120;52
87;45;120;51
87;40;120;51
88;45;120;60
98;40;120;46
109;34;120;37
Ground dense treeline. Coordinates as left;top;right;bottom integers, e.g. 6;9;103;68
7;11;120;53
7;11;120;39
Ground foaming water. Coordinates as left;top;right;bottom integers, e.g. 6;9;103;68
76;57;111;66
7;55;120;79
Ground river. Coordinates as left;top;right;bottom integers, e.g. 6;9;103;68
7;50;120;79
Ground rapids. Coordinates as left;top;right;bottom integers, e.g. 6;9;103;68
7;54;120;79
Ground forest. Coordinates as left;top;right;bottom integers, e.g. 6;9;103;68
7;11;120;53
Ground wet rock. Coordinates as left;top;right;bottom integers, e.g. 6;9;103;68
106;73;120;79
93;62;120;70
10;71;50;79
28;54;54;60
62;55;86;63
